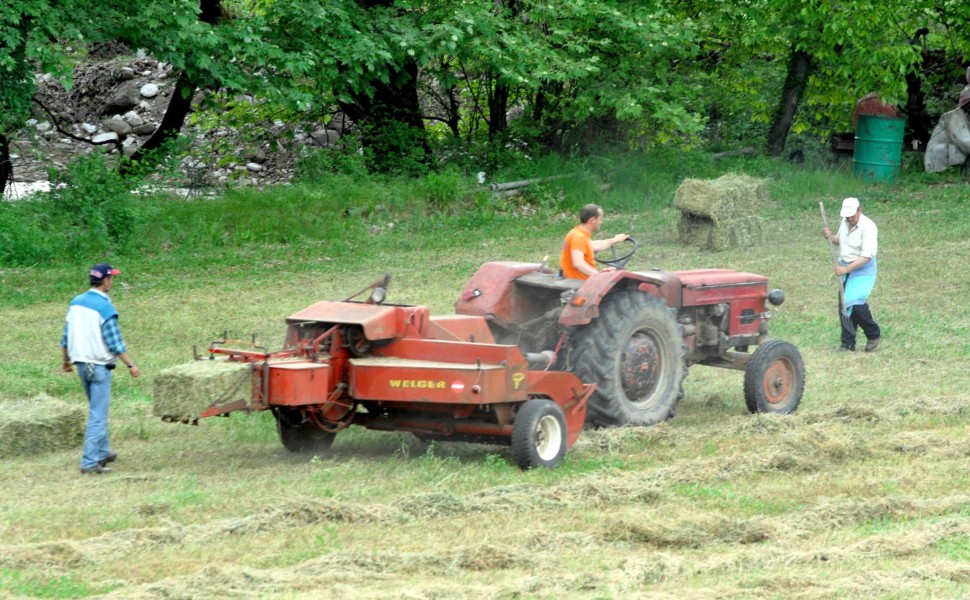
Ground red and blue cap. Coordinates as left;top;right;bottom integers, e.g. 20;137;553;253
90;262;121;281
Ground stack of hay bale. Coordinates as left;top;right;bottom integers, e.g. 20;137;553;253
674;173;769;251
0;394;85;457
153;360;252;421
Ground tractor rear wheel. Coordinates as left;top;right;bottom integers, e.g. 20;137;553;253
744;340;804;414
273;408;336;453
511;399;567;469
571;291;687;427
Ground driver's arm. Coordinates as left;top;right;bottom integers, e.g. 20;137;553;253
591;234;629;252
570;249;599;278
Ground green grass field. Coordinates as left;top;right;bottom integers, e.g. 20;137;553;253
1;159;970;598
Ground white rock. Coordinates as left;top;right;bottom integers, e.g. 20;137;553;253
123;137;137;147
140;70;152;77
311;129;340;147
140;83;159;98
246;163;264;172
135;49;147;59
92;132;120;145
122;111;144;127
25;118;38;127
36;122;51;132
81;123;98;134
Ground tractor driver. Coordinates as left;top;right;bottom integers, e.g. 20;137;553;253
560;204;629;280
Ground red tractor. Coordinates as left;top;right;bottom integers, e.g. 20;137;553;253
177;276;594;469
454;238;804;427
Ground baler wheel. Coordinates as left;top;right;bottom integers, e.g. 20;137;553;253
273;408;337;453
743;340;805;414
511;399;567;469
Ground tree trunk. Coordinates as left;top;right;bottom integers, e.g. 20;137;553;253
0;135;10;197
766;49;813;157
121;70;195;174
488;81;510;141
120;0;220;175
0;14;32;197
904;28;932;146
339;58;431;172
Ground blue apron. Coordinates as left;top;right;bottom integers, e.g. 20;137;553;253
841;255;877;313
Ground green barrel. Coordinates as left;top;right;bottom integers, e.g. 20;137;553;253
853;115;905;183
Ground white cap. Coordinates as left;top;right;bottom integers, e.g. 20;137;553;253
840;197;860;218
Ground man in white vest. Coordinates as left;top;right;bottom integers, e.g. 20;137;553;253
61;263;141;474
823;198;881;352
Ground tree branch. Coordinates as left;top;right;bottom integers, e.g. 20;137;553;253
32;97;123;154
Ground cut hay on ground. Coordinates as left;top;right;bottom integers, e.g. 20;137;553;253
674;173;769;251
0;393;85;457
152;360;252;421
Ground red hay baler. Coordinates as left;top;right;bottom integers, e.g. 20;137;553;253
183;277;593;469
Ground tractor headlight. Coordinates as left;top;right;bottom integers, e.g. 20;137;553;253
767;288;785;306
369;287;387;305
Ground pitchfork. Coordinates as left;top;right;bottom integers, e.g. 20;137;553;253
819;202;854;332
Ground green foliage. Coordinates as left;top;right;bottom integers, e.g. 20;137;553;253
414;168;465;211
0;151;147;265
47;152;142;255
0;200;57;266
294;144;370;181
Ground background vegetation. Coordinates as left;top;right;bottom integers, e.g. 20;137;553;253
1;153;970;597
3;0;970;193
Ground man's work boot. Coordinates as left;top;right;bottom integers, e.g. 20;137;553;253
98;452;118;467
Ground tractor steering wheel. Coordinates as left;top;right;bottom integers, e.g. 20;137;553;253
595;237;638;270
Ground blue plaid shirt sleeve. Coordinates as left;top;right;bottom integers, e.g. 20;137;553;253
101;317;127;355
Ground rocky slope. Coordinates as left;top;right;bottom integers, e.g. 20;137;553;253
5;52;345;199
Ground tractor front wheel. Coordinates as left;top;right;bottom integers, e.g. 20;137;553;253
743;340;805;414
273;408;337;453
571;291;687;427
511;399;567;469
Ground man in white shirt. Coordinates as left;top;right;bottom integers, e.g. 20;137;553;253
823;197;881;352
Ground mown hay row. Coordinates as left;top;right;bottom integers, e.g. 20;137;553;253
674;173;769;251
152;360;252;421
0;394;85;457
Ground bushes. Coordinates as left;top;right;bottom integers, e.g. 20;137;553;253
0;153;144;266
48;153;142;255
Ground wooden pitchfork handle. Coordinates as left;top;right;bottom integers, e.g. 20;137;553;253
819;202;850;318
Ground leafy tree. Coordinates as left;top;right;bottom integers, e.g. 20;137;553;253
676;0;970;155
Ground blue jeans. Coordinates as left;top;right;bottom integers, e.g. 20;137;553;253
77;363;113;469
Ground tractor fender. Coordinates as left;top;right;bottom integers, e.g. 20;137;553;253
559;270;683;327
454;261;548;326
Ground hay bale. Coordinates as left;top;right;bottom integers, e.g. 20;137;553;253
153;360;252;421
673;173;769;251
0;394;85;457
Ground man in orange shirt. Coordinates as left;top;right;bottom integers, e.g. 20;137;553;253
560;204;629;280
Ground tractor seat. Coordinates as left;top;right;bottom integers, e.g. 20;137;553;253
514;271;583;291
